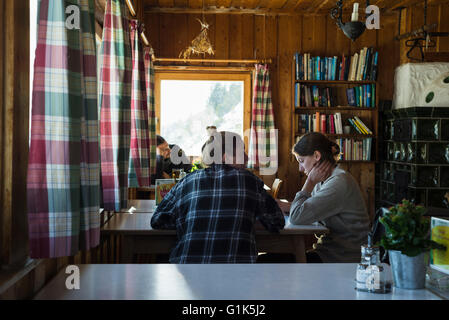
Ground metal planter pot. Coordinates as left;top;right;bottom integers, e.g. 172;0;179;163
389;250;428;289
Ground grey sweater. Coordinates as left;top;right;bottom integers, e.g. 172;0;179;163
289;167;370;263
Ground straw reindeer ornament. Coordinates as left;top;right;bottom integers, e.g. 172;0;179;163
179;18;215;60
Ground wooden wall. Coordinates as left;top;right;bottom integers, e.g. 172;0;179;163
399;2;449;63
144;11;401;211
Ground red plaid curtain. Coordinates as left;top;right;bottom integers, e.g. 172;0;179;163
99;0;132;211
248;64;278;176
128;20;151;187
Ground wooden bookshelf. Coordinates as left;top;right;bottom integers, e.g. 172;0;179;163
291;57;379;163
291;54;379;219
296;80;376;85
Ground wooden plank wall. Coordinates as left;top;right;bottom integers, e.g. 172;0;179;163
399;3;449;63
0;228;118;300
144;11;401;211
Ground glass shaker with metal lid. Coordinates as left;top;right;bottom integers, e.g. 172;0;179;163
356;235;392;293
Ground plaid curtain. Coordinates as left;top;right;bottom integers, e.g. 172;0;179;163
128;20;150;187
248;64;278;175
99;0;132;211
27;0;100;258
144;47;157;179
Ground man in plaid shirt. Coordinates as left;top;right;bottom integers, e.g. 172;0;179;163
151;131;285;263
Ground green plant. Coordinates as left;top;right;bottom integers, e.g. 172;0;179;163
190;161;205;173
379;199;446;257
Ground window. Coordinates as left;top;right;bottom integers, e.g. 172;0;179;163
155;71;252;157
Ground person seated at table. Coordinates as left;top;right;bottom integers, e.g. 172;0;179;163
289;132;370;263
166;143;193;173
151;135;172;182
151;131;285;263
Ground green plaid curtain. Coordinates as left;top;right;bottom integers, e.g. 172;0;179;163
27;0;100;258
99;0;132;211
248;64;278;175
144;47;157;179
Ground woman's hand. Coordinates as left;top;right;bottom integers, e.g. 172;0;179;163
302;161;334;193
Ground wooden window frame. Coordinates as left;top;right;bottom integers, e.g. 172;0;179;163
154;69;252;154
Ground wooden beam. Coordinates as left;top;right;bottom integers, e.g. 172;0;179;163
154;57;272;63
0;0;5;268
1;0;29;269
144;5;302;14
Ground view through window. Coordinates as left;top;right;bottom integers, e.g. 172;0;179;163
160;80;244;157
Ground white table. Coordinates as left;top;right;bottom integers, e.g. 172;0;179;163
33;263;443;300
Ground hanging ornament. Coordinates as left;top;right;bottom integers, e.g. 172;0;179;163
179;18;215;60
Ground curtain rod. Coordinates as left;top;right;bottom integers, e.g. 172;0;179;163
125;0;151;47
153;58;272;64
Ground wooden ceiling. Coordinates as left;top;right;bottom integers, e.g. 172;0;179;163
143;0;449;14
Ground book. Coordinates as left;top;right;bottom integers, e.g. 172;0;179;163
305;85;312;107
352;117;367;134
334;112;343;134
321;114;327;134
315;112;320;132
354;116;373;134
155;179;177;205
350;53;359;81
371;51;378;81
346;88;356;106
357;47;367;81
330;114;335;134
362;47;371;80
344;55;351;80
354;86;360;107
348;118;362;134
312;86;319;107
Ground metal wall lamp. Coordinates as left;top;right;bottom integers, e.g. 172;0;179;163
331;0;370;42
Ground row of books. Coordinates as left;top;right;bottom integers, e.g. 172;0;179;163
294;85;337;107
296;112;372;135
346;84;375;108
296;112;342;135
335;138;373;161
294;47;378;81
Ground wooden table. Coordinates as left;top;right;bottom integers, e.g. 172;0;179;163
102;200;328;263
33;263;443;300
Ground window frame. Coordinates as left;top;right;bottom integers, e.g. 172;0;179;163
154;69;252;155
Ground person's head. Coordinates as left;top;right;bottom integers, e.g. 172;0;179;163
292;132;340;175
156;135;171;159
202;131;248;168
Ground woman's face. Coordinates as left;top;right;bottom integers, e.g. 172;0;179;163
294;152;320;175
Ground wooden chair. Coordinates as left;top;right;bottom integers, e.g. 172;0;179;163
271;178;283;199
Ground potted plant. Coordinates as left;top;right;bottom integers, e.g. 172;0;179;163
379;199;446;289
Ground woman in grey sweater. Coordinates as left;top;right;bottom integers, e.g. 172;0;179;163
289;132;370;263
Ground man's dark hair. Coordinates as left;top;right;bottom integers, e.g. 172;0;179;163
202;131;244;165
156;135;166;146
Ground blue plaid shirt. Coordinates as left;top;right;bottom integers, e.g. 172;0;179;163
151;164;285;263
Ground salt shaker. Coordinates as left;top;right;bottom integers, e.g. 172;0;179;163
356;235;392;293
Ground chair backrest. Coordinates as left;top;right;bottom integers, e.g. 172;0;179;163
271;178;283;199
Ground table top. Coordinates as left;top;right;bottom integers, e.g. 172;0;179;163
124;199;156;213
33;263;443;300
102;213;328;235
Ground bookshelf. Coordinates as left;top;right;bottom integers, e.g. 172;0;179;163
291;51;379;219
